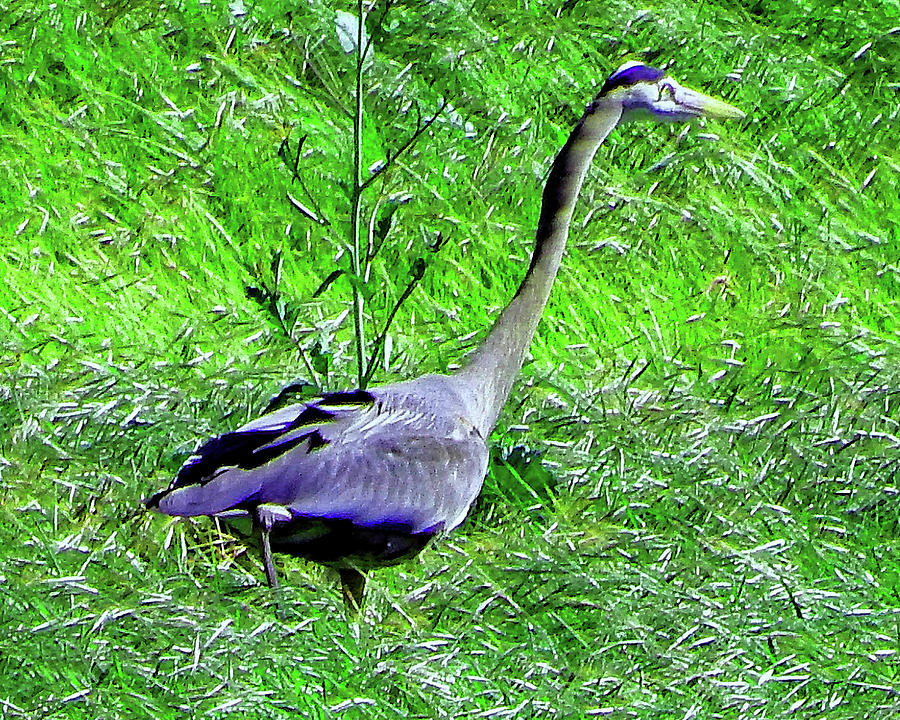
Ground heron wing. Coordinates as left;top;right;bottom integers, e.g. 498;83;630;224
149;387;488;534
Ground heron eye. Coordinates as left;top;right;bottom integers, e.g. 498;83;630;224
660;82;676;99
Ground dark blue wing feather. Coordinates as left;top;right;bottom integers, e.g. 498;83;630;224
145;391;377;509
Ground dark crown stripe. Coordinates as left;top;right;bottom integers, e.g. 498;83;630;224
601;63;664;95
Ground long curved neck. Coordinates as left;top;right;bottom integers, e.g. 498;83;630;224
455;97;624;436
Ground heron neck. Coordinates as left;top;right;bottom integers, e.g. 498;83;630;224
455;97;623;436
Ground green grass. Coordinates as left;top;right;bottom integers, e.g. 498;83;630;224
1;0;898;717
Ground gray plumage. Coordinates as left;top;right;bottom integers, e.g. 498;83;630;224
146;62;743;609
153;376;485;537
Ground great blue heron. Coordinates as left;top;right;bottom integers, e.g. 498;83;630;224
146;62;743;610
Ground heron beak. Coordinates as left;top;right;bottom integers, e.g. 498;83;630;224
678;85;745;120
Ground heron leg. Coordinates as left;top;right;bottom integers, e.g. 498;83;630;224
256;504;291;589
339;568;366;614
260;524;279;589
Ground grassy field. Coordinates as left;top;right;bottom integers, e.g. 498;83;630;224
1;0;898;717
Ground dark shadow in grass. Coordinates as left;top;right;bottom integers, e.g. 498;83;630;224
469;444;559;529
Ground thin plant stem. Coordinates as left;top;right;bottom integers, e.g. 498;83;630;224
363;262;425;387
359;98;449;194
350;0;368;387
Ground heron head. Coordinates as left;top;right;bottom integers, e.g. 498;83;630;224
601;61;745;123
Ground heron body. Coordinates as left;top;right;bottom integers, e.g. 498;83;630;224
147;62;743;609
148;377;486;583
